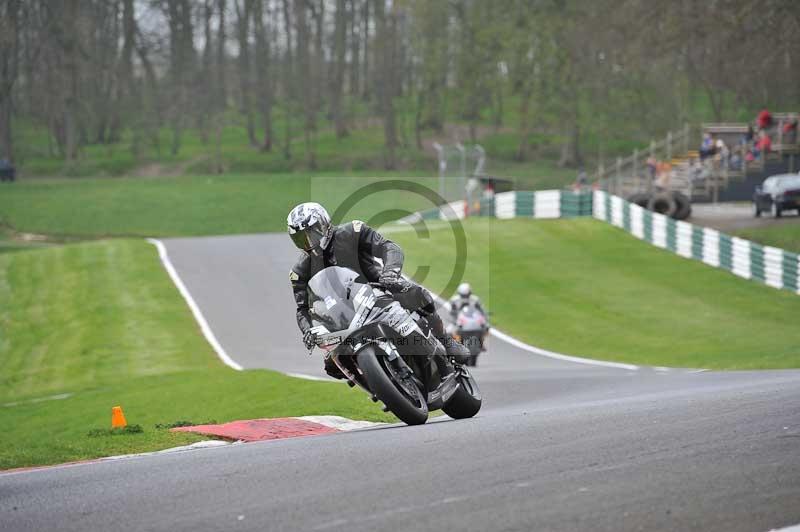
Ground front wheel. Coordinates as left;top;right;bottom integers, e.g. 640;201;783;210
357;346;428;426
442;367;482;419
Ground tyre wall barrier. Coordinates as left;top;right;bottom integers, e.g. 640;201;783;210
404;188;799;296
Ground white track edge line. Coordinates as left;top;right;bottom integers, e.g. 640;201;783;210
147;238;244;371
488;328;639;371
769;525;800;532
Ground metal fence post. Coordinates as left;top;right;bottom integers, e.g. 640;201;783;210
683;122;689;155
666;131;673;162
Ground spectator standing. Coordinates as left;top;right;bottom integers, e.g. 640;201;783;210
757;108;773;130
699;133;715;160
646;156;657;182
782;118;798;145
715;139;730;168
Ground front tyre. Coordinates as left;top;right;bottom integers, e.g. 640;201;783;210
357;346;428;426
442;367;482;419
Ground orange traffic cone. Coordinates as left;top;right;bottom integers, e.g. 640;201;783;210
111;406;128;429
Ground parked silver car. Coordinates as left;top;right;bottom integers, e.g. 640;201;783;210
753;173;800;218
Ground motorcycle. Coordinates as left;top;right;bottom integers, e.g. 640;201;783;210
307;266;482;425
451;303;488;367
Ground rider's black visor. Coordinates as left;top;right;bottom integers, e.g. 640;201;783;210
289;221;326;253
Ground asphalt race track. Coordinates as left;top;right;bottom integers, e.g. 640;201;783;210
2;234;800;532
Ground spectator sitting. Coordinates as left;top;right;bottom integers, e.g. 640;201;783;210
756;130;772;157
757;108;773;130
741;125;755;147
714;139;730;168
699;133;716;160
730;151;743;170
750;131;771;161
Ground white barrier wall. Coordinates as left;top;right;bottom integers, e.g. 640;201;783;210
593;190;800;295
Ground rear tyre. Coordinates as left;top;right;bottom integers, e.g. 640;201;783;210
442;368;482;419
772;202;782;218
627;192;650;208
357;346;428;426
754;203;762;218
672;192;692;220
647;192;678;217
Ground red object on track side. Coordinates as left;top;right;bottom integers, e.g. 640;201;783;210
171;418;339;442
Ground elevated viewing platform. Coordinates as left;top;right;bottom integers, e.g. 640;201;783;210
596;111;799;204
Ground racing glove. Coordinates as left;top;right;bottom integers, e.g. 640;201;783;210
303;328;317;350
378;269;409;292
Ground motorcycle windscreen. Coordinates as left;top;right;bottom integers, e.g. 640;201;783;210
307;266;367;331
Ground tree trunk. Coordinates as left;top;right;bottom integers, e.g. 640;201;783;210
0;0;21;162
516;88;532;162
294;0;316;169
236;0;256;146
348;0;360;98
281;0;293;160
216;0;227;108
361;0;370;101
374;0;397;169
331;0;349;138
253;0;273;151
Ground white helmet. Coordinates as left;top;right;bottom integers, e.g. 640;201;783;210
457;282;471;298
287;202;333;257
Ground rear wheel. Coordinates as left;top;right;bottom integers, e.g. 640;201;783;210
772;202;782;218
442;367;482;419
357;346;428;426
754;203;761;217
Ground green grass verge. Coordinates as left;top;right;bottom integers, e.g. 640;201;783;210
0;240;393;470
391;217;800;369
0;173;448;237
734;221;800;255
0;171;580;238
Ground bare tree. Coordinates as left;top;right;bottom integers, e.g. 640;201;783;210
330;0;349;138
253;0;274;151
374;0;397;169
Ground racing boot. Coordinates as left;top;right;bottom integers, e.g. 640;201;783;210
323;356;346;380
439;335;470;365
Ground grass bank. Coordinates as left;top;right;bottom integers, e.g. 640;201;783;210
0;173;447;237
0;240;392;470
391;217;800;369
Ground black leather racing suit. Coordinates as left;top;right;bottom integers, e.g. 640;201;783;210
289;220;452;375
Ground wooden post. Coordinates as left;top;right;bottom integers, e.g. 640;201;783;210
616;156;622;196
